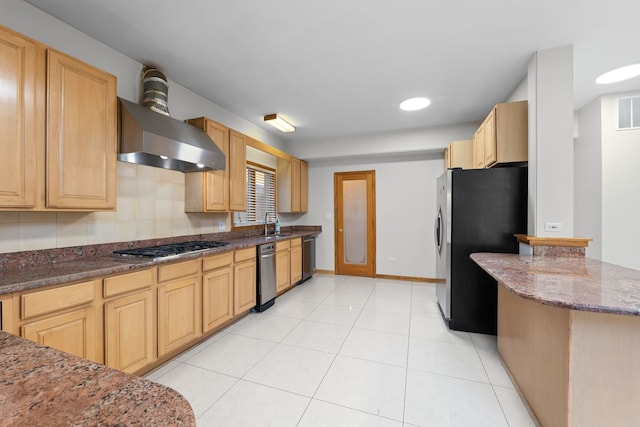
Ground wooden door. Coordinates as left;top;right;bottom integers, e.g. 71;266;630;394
46;49;117;209
234;260;256;314
204;120;230;210
229;130;247;211
202;266;234;332
22;307;97;361
157;276;200;356
334;171;376;277
0;27;42;208
104;290;154;373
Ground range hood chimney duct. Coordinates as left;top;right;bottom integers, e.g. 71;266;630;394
117;67;225;172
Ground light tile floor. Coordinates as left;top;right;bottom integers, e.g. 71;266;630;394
145;274;539;427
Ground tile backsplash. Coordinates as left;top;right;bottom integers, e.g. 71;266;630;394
0;163;229;254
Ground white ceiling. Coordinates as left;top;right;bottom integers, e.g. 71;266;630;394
25;0;640;141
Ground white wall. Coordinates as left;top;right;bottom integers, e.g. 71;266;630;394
0;1;287;253
574;91;640;270
527;46;575;237
301;157;443;278
601;93;640;270
574;98;603;259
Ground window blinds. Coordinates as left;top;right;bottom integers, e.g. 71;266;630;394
233;165;276;226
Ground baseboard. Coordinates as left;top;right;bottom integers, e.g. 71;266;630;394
375;274;437;283
313;270;436;283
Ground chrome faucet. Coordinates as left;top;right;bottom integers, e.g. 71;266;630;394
264;212;270;236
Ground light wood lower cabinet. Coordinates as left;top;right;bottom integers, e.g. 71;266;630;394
202;253;234;333
290;243;303;285
22;307;97;362
234;248;256;315
104;290;154;373
0;293;14;334
275;249;291;293
157;275;201;357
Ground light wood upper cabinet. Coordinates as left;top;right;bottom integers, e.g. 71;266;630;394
473;101;528;169
0;26;42;209
473;125;485;169
445;140;473;169
0;25;117;211
277;156;308;213
229;130;247;211
300;160;308;212
185;117;230;212
46;49;117;209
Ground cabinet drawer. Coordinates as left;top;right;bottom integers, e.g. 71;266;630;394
234;247;256;263
104;269;153;298
157;259;200;283
275;240;290;251
290;237;302;247
21;280;96;320
203;252;233;272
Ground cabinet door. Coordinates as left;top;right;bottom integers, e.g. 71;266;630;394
204;120;230;211
104;290;154;373
0;27;42;208
0;293;15;334
46;49;117;209
483;110;497;167
290;245;303;285
275;250;290;293
229;130;247;211
473;125;485;169
300;160;308;213
203;266;233;332
22;307;97;362
291;157;301;212
157;276;201;357
234;260;256;314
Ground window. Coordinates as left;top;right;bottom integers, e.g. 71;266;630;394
233;163;276;226
617;96;640;130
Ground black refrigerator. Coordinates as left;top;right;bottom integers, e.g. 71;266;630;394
434;166;527;335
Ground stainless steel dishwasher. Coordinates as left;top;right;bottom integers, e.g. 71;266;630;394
256;242;276;311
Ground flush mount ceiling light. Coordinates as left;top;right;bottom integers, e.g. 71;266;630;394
400;97;431;111
264;114;296;133
596;64;640;84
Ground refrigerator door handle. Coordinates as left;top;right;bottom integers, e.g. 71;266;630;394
434;209;443;254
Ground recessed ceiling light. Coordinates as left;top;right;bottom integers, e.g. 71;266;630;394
400;97;431;111
596;64;640;84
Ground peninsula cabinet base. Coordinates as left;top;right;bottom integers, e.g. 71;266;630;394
497;285;640;427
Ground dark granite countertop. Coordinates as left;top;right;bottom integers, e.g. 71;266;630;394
471;253;640;316
0;331;195;426
0;229;320;295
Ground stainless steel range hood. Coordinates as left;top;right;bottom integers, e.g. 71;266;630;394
118;97;225;172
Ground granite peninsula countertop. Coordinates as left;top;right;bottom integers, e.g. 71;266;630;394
0;331;195;426
471;253;640;316
0;229;320;295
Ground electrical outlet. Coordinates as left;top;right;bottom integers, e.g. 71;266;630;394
218;221;226;231
388;257;397;263
544;222;562;232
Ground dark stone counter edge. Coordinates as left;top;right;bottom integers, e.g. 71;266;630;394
0;230;321;295
470;253;640;317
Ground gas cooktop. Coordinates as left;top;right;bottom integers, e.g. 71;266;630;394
113;241;230;259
